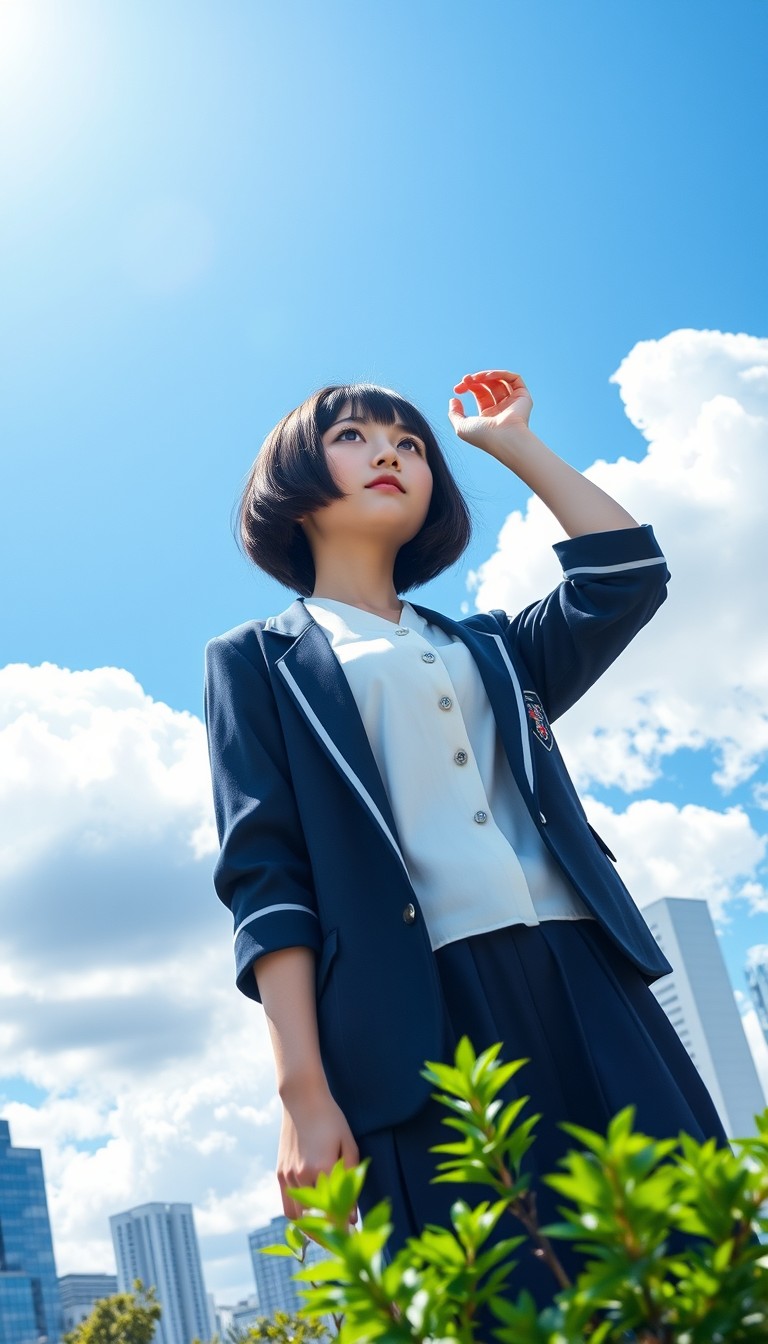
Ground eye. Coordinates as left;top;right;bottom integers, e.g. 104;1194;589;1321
334;428;424;454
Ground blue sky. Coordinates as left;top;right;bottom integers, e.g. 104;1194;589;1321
1;0;766;1306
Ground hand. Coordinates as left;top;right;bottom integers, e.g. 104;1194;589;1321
448;369;533;457
277;1083;361;1233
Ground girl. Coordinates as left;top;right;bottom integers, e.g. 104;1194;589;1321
203;371;731;1310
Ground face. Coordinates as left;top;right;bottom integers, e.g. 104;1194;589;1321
299;400;434;548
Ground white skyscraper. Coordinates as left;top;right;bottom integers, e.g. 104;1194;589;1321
643;896;766;1139
109;1203;213;1344
746;945;768;1041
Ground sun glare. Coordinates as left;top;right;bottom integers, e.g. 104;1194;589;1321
0;0;45;91
0;0;111;186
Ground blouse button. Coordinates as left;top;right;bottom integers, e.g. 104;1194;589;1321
421;651;436;663
439;695;453;710
473;810;488;824
395;627;409;636
454;749;468;765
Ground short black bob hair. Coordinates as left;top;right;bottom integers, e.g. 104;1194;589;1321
235;382;473;597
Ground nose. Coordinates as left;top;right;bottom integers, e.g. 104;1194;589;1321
371;433;403;466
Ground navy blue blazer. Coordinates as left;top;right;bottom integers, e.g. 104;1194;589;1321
203;523;674;1135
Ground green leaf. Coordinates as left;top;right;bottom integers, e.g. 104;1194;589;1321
455;1033;477;1076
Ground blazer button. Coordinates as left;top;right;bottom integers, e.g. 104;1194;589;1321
439;695;453;710
403;902;416;923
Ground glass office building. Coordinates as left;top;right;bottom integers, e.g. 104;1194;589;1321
0;1118;62;1344
248;1215;332;1318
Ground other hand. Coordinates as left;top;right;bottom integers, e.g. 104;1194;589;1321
448;369;533;457
277;1084;361;1233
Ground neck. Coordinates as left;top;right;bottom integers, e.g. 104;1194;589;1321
308;551;403;616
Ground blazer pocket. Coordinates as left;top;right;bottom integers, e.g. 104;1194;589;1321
316;926;339;998
587;822;617;863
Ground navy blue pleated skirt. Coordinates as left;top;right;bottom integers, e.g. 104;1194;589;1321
354;917;732;1313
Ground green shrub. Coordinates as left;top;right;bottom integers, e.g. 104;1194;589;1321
262;1037;768;1342
63;1280;161;1344
221;1312;330;1343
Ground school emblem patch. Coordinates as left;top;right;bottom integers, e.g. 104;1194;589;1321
523;691;553;751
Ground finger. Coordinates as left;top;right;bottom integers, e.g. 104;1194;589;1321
282;1194;299;1220
340;1134;360;1165
279;1172;305;1223
454;377;501;411
469;383;495;412
479;370;524;380
455;373;526;404
456;370;524;384
458;374;516;399
482;377;521;405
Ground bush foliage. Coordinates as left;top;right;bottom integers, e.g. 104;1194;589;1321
262;1037;768;1343
63;1280;161;1344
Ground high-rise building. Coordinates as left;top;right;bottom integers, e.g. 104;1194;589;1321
204;1294;219;1340
0;1118;62;1344
109;1204;212;1344
57;1274;118;1333
248;1215;331;1318
746;945;768;1042
643;897;766;1138
227;1294;261;1333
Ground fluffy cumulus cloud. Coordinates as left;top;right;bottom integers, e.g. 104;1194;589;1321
467;328;768;797
582;796;766;925
0;662;285;1302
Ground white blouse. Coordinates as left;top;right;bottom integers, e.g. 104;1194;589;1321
303;595;594;951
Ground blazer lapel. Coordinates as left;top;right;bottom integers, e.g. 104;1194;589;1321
262;600;411;879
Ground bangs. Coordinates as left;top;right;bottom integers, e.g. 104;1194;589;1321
316;384;432;451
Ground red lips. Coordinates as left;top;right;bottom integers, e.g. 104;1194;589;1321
366;474;405;492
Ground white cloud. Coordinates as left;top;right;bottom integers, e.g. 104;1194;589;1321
467;328;768;796
0;662;284;1301
582;796;767;924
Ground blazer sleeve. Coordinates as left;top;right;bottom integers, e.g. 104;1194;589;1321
498;523;670;723
204;633;322;1003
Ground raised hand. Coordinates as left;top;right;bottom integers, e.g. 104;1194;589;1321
448;369;533;458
